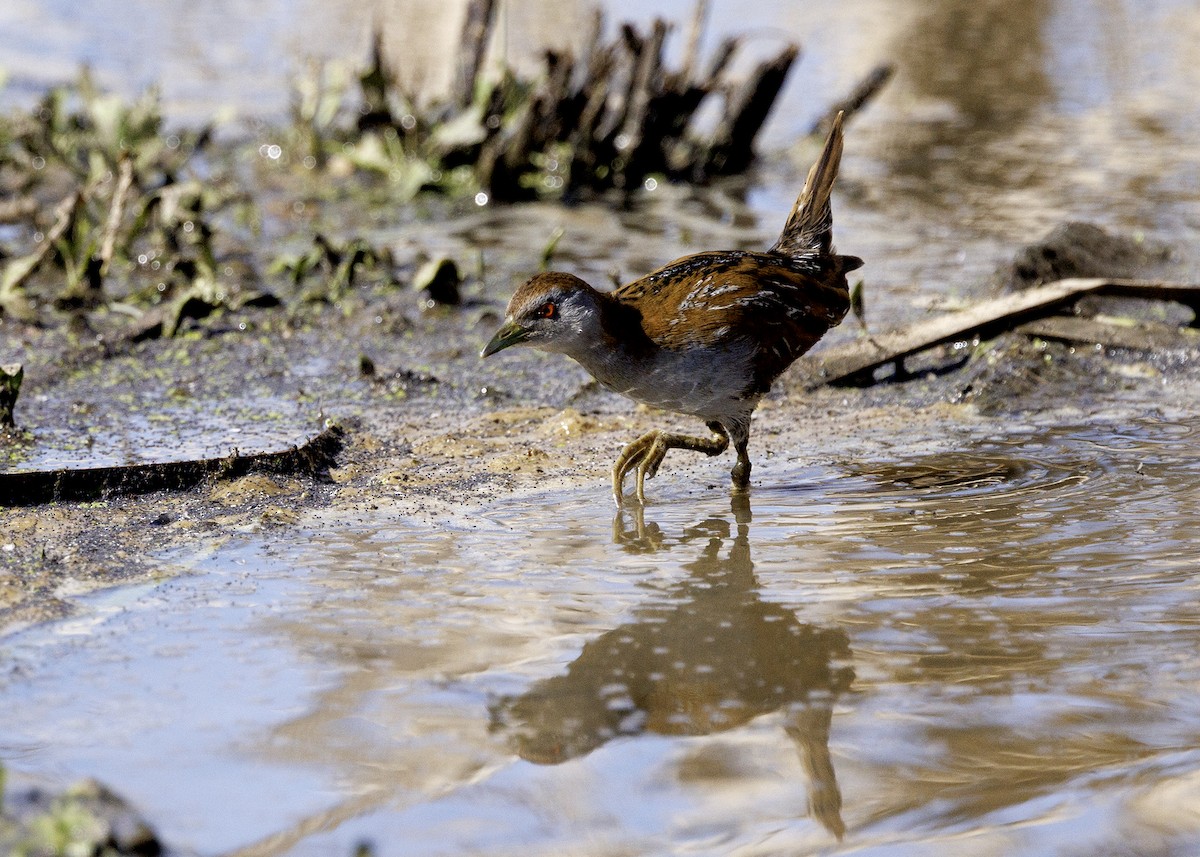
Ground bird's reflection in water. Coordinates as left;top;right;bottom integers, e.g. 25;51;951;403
490;495;854;839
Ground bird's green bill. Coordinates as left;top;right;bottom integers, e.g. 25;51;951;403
480;320;529;357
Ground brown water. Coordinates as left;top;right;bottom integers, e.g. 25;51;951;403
3;1;1200;855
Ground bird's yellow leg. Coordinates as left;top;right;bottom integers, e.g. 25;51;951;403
730;438;752;491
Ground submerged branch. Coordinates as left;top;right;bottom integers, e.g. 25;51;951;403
0;424;344;507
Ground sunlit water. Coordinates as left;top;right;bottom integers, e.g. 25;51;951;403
3;416;1200;855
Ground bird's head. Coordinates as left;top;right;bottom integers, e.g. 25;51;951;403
481;272;606;358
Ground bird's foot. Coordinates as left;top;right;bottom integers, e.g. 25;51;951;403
612;431;665;505
612;430;729;505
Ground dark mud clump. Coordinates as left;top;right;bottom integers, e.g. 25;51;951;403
1000;221;1172;291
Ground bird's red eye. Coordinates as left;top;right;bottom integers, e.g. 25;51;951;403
539;301;557;319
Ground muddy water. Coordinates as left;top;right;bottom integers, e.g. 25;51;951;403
4;0;1200;854
4;415;1200;854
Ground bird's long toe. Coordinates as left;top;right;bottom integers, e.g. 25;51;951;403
613;431;660;504
643;437;670;481
636;440;671;501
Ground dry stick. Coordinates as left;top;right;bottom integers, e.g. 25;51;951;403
660;0;708;125
706;43;799;176
99;154;135;277
581;36;618;121
357;27;394;132
799;278;1200;389
567;44;618;188
45;190;82;245
596;24;644;145
578;6;605;84
479;89;541;199
452;0;498;109
676;0;711;86
615;19;669;175
0;363;21;428
660;31;740;176
701;35;741;87
809;63;895;137
533;50;575;146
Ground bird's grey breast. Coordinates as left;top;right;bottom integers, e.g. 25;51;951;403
573;337;757;420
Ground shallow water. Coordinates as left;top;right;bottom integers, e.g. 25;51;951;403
4;0;1200;854
4;415;1200;854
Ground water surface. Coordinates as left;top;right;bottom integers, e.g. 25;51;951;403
4;415;1200;854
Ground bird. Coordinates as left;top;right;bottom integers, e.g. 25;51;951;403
481;111;862;504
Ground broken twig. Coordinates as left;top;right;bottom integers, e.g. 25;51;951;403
99;154;136;277
810;63;895;138
706;45;800;176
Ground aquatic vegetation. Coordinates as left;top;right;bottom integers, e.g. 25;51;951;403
283;0;879;203
0;776;165;856
270;233;398;304
0;4;892;336
0;71;250;333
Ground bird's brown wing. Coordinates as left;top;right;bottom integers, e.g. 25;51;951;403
614;251;850;390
